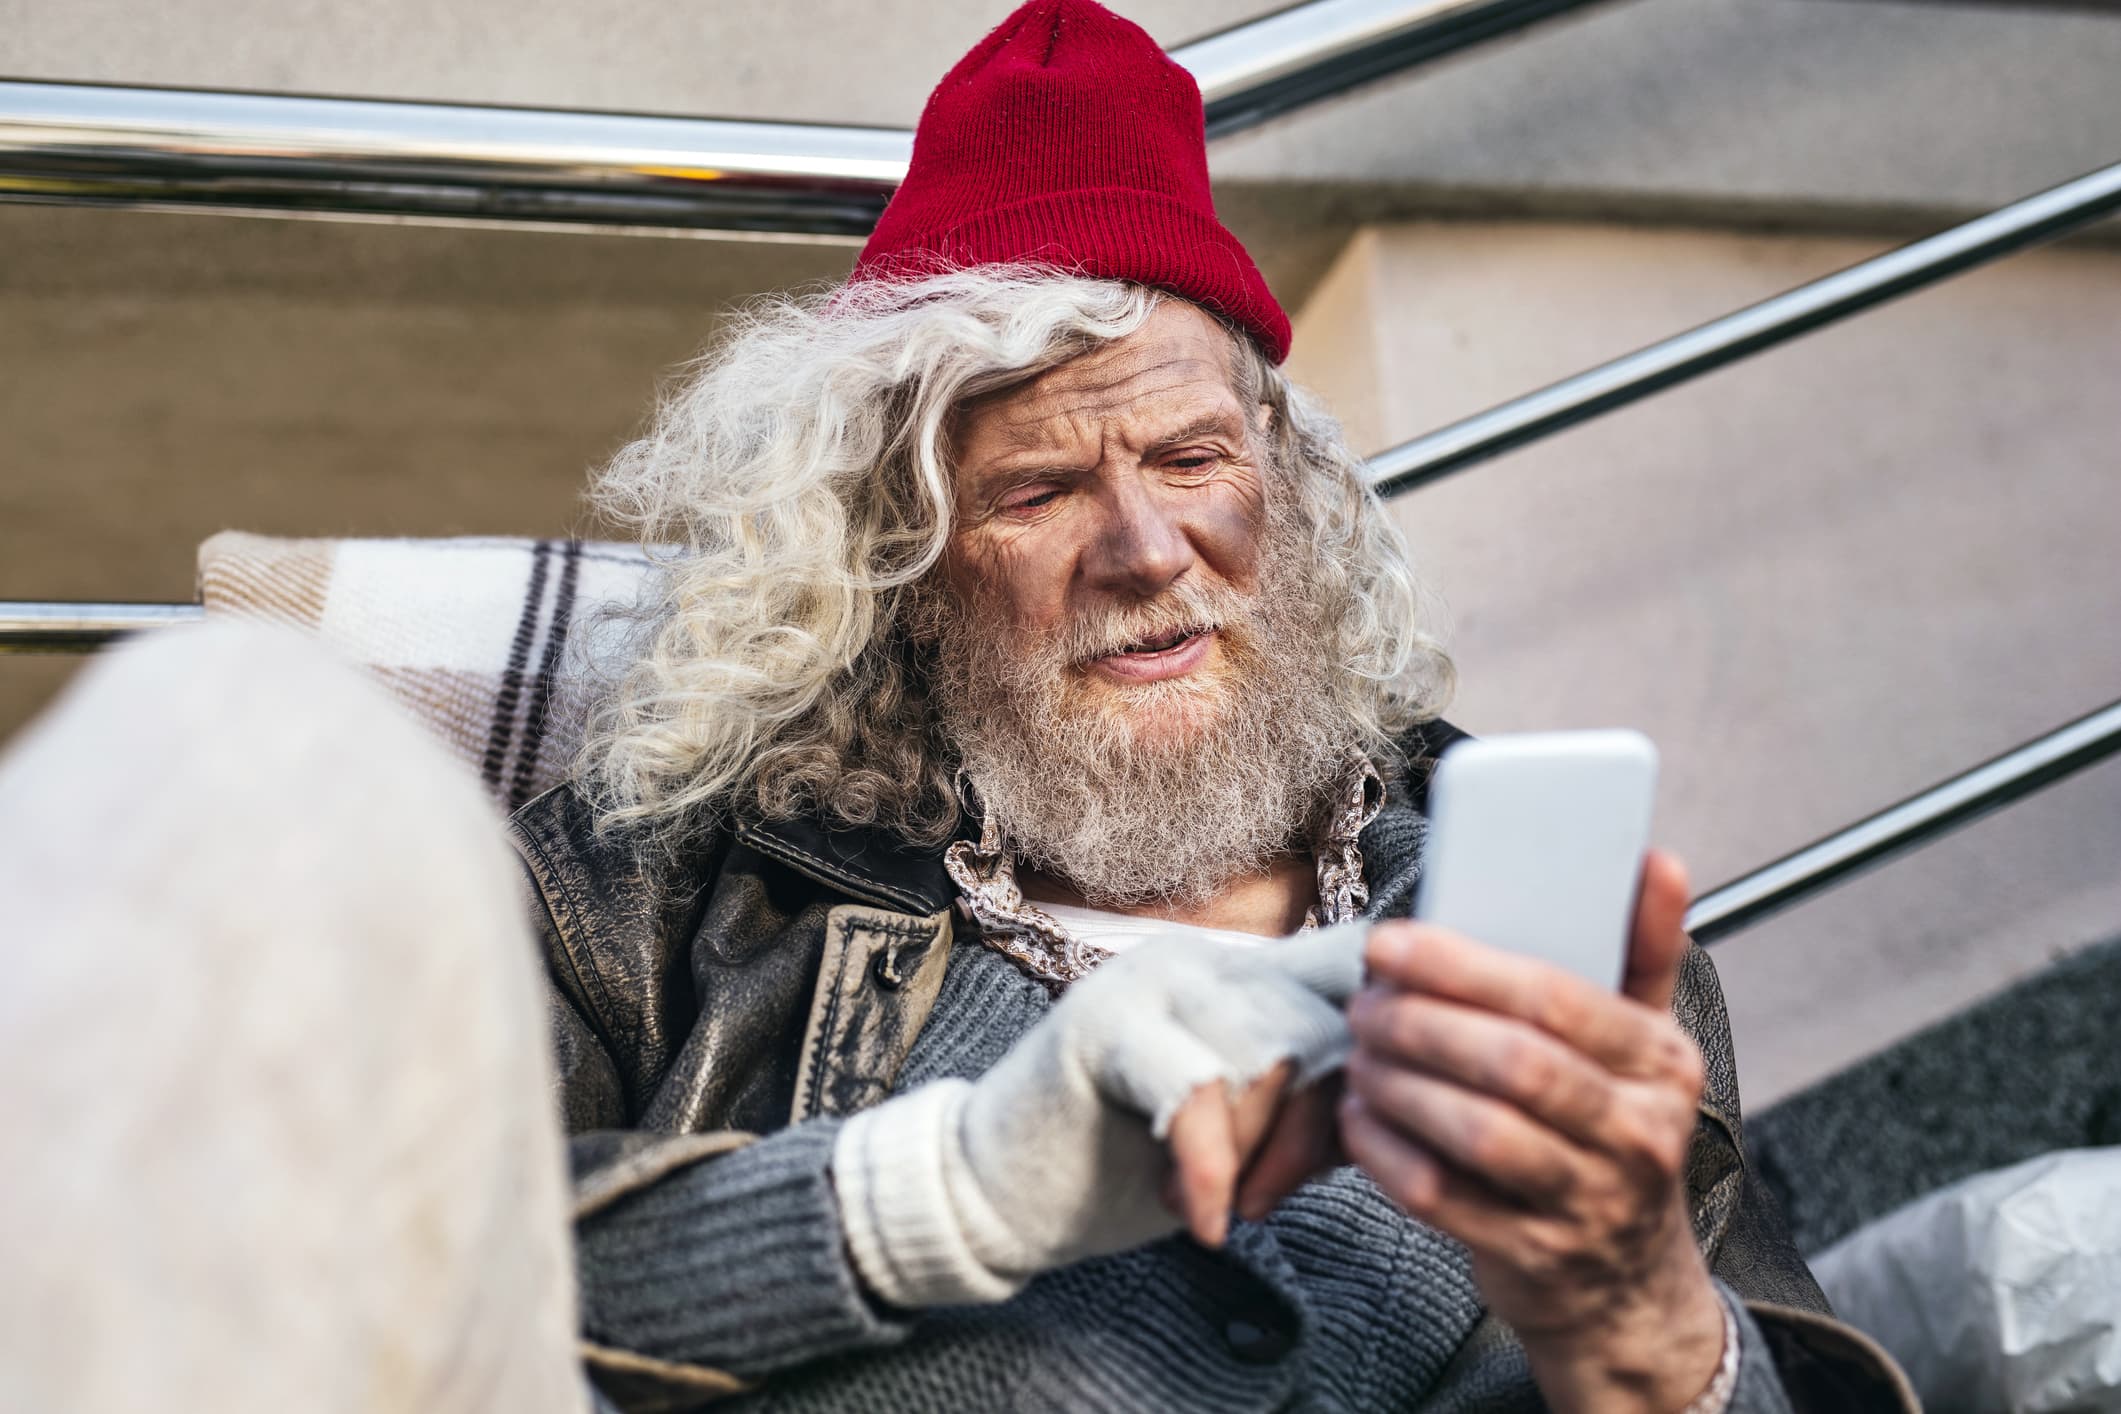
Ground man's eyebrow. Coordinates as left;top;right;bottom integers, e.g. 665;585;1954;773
1143;410;1245;455
974;461;1077;491
967;407;1246;486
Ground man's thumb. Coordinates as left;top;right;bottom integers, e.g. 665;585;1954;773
1622;849;1692;1012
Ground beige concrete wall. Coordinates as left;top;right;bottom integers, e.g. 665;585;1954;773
0;205;858;733
1287;219;2121;1103
0;0;1256;120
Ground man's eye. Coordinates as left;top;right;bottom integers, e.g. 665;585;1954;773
1167;453;1218;472
1004;488;1062;513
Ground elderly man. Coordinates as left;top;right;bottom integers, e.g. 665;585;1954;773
513;2;1909;1411
0;2;1913;1411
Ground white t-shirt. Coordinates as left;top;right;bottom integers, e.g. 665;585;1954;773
1034;900;1273;955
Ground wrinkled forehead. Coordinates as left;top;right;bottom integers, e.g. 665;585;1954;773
951;301;1249;470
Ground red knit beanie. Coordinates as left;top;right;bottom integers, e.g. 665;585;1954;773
850;0;1292;364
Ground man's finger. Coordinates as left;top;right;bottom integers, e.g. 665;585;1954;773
1338;1093;1531;1257
1236;1080;1341;1220
1621;849;1691;1014
1345;990;1616;1148
1230;1059;1295;1159
1164;1081;1240;1247
1363;922;1672;1077
1343;1050;1586;1207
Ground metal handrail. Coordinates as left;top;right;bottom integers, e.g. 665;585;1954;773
14;161;2116;636
10;596;2114;953
1686;699;2121;945
1189;0;1600;138
1367;157;2121;496
0;0;1602;237
7;161;2119;650
7;598;2118;952
0;602;205;652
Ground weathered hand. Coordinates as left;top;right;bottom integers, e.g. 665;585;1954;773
1339;851;1728;1414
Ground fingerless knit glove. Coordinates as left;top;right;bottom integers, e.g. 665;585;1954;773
832;924;1367;1308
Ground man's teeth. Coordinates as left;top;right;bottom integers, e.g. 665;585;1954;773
1120;629;1194;654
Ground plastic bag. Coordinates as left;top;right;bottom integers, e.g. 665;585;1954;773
1811;1146;2121;1413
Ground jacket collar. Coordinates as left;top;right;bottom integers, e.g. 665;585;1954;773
735;812;963;917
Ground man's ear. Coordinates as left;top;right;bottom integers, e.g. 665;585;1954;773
1253;401;1274;436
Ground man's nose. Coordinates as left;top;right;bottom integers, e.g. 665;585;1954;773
1084;478;1197;598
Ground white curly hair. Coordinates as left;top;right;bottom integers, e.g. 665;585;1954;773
578;265;1453;852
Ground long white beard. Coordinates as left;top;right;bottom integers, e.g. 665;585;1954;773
928;517;1362;907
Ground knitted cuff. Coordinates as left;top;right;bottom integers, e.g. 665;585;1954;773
833;1080;1023;1310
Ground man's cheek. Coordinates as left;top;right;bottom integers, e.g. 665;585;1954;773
1189;483;1271;590
957;537;1070;632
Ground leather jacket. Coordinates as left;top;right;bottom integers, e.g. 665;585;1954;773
508;720;1918;1412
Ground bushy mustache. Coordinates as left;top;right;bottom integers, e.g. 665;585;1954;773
1020;577;1257;674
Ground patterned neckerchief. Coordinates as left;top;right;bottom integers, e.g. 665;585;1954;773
942;756;1386;992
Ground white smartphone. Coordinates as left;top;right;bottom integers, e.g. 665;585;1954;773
1412;730;1659;989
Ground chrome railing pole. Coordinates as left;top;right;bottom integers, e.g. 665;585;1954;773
0;602;206;653
0;87;913;239
1685;699;2121;945
1367;159;2121;498
0;0;1604;235
1185;0;1603;137
7;597;2116;957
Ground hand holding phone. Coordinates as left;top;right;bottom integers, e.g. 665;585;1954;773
1412;730;1659;989
1353;732;1722;1402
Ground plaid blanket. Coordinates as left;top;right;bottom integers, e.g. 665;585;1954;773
199;532;654;814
